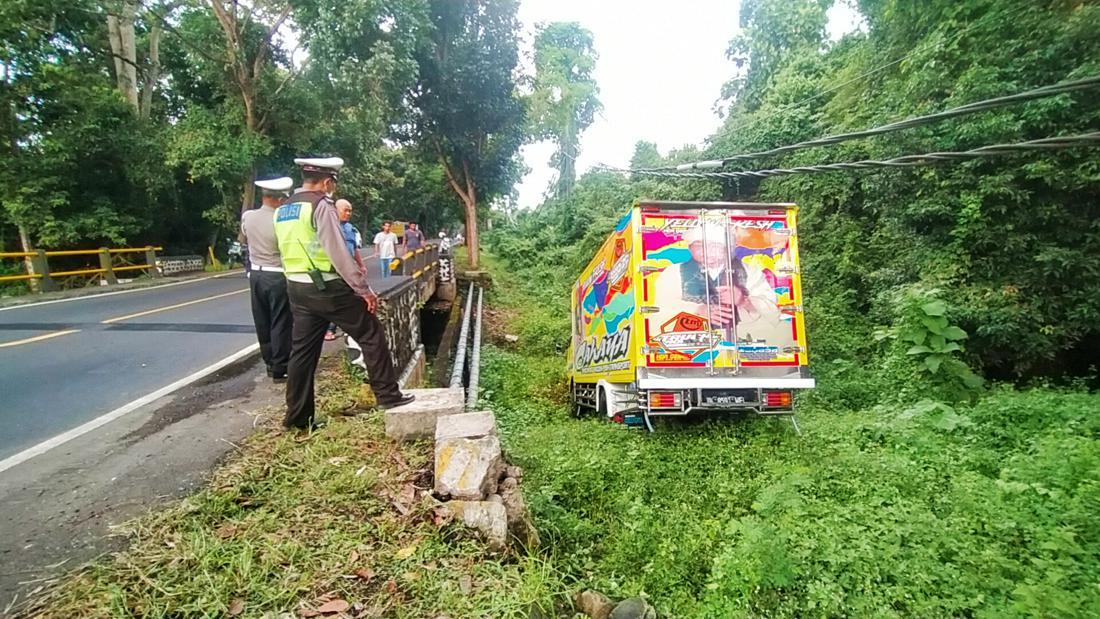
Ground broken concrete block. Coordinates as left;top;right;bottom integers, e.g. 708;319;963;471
435;435;503;500
576;590;616;619
384;388;464;441
435;410;497;442
501;486;540;551
444;500;508;552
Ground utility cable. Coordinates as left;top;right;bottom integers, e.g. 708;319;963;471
705;1;1038;157
635;74;1100;172
597;132;1100;180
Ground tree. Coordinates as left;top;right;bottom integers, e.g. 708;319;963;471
414;0;526;268
528;22;601;198
204;0;294;214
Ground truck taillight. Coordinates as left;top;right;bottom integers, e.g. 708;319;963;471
764;390;792;407
649;391;681;409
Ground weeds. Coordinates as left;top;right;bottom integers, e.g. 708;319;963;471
22;357;565;619
478;248;1100;618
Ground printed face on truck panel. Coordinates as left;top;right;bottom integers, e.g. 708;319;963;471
688;240;729;269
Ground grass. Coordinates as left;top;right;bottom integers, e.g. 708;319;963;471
475;251;1100;619
21;356;566;619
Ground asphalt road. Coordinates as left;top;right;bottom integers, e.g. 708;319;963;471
0;250;419;465
0;273;258;462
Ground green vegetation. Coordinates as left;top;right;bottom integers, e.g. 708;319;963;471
477;5;1100;611
0;0;531;272
478;250;1100;617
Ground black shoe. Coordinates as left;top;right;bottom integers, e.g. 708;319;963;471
272;372;287;384
376;394;416;410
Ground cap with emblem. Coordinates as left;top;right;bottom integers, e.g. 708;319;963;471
254;176;294;195
293;157;345;179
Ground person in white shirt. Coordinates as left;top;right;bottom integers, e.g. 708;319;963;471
373;221;398;279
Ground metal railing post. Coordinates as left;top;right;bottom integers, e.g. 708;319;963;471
145;246;161;278
32;250;57;292
98;248;118;285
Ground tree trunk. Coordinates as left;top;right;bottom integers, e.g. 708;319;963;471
140;22;161;121
463;196;479;269
240;167;256;216
240;102;257;214
107;1;139;110
17;222;38;293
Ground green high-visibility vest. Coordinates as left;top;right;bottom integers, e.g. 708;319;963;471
274;196;333;274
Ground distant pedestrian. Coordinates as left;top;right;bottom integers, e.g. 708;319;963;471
240;176;294;383
275;157;414;432
373;221;398;279
406;221;425;251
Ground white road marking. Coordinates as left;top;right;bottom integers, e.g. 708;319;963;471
100;288;247;324
0;270;244;313
0;343;260;474
0;329;81;349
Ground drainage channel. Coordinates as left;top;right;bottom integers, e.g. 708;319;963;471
437;282;484;410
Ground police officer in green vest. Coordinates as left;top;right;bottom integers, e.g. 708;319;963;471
275;157;414;431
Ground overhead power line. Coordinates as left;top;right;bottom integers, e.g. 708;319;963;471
709;1;1037;149
638;74;1100;173
597;132;1100;181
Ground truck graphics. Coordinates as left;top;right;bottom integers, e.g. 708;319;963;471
568;201;814;430
573;213;637;379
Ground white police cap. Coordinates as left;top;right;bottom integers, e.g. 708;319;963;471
254;176;294;193
293;156;345;177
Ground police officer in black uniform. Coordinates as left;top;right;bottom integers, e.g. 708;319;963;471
274;157;414;431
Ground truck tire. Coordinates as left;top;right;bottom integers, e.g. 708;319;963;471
597;387;608;419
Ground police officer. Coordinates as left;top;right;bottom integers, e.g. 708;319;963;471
241;176;294;382
275;157;414;431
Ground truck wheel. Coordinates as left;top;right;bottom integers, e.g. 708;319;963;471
597;387;609;419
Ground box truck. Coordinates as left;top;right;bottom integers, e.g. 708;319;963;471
566;201;814;431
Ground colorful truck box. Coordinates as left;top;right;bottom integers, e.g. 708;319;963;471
566;201;814;430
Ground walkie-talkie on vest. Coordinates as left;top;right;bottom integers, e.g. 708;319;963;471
297;240;327;291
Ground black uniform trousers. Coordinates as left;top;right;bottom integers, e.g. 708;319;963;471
249;270;292;375
284;278;401;428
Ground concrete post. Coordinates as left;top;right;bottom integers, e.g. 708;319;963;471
144;246;161;278
98;249;119;285
32;250;58;292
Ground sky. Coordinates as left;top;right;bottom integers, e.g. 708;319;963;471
514;0;862;209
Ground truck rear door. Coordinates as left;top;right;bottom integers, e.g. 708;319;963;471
635;202;808;379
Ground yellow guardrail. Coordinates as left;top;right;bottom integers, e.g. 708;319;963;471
0;246;163;291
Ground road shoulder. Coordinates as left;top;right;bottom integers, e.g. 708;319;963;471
0;353;277;613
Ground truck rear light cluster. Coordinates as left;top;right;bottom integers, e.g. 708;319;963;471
648;391;682;409
764;390;792;407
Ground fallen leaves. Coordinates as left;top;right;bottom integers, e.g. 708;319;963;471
299;598;350;617
355;567;376;582
214;523;239;539
394;545;417;560
316;599;350;614
227;598;245;616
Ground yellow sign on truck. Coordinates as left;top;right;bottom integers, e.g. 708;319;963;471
566;200;814;430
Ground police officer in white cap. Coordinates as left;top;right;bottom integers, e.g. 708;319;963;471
242;176;294;382
275;157;414;431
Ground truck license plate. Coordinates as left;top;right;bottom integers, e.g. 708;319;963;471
703;390;757;406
